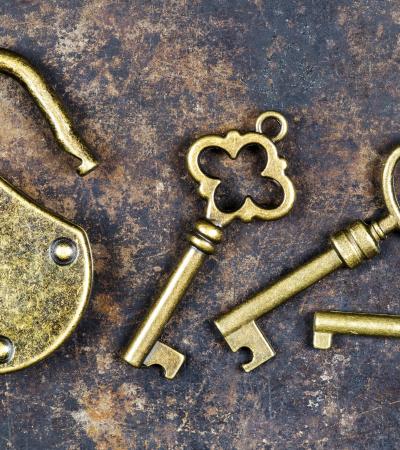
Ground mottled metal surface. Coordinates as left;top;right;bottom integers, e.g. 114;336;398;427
0;1;399;449
0;177;91;373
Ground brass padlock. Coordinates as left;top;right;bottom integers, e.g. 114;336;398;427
0;49;98;373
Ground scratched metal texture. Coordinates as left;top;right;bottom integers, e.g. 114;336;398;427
0;1;399;449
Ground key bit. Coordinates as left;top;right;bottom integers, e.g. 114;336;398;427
313;311;400;349
143;341;185;379
121;111;296;378
215;146;400;372
223;320;275;372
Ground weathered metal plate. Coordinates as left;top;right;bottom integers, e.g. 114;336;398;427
0;177;92;373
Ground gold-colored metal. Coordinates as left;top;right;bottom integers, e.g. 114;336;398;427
0;336;13;363
0;49;97;373
50;237;78;265
122;111;296;378
313;311;400;349
0;49;98;175
215;145;400;372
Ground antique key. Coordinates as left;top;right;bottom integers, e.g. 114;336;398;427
313;311;400;349
215;145;400;372
122;111;296;379
0;49;98;373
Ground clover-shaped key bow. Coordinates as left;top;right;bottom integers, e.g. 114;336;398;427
121;111;295;379
187;111;295;226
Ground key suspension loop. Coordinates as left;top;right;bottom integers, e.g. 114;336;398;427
255;111;288;143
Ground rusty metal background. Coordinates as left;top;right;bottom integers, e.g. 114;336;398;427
0;1;399;449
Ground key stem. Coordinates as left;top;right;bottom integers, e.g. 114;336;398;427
215;248;343;337
314;311;400;337
313;311;400;349
122;219;222;369
122;245;207;367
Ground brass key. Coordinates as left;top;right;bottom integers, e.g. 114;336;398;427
313;311;400;349
122;111;296;379
215;145;400;372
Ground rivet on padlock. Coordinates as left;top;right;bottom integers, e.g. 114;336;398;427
122;111;296;379
0;49;98;373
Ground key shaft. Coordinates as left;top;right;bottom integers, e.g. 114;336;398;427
122;220;222;378
216;248;343;337
122;246;205;363
313;311;400;349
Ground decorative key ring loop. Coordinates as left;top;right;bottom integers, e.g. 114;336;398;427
255;111;288;142
382;146;400;230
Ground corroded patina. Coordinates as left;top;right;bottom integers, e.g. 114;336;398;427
0;49;96;373
1;1;400;449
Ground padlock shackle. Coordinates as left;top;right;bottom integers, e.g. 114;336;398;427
0;48;98;175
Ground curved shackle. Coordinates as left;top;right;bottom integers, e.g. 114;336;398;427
0;48;97;175
380;146;400;233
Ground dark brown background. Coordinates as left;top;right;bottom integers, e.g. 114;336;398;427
0;1;400;449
